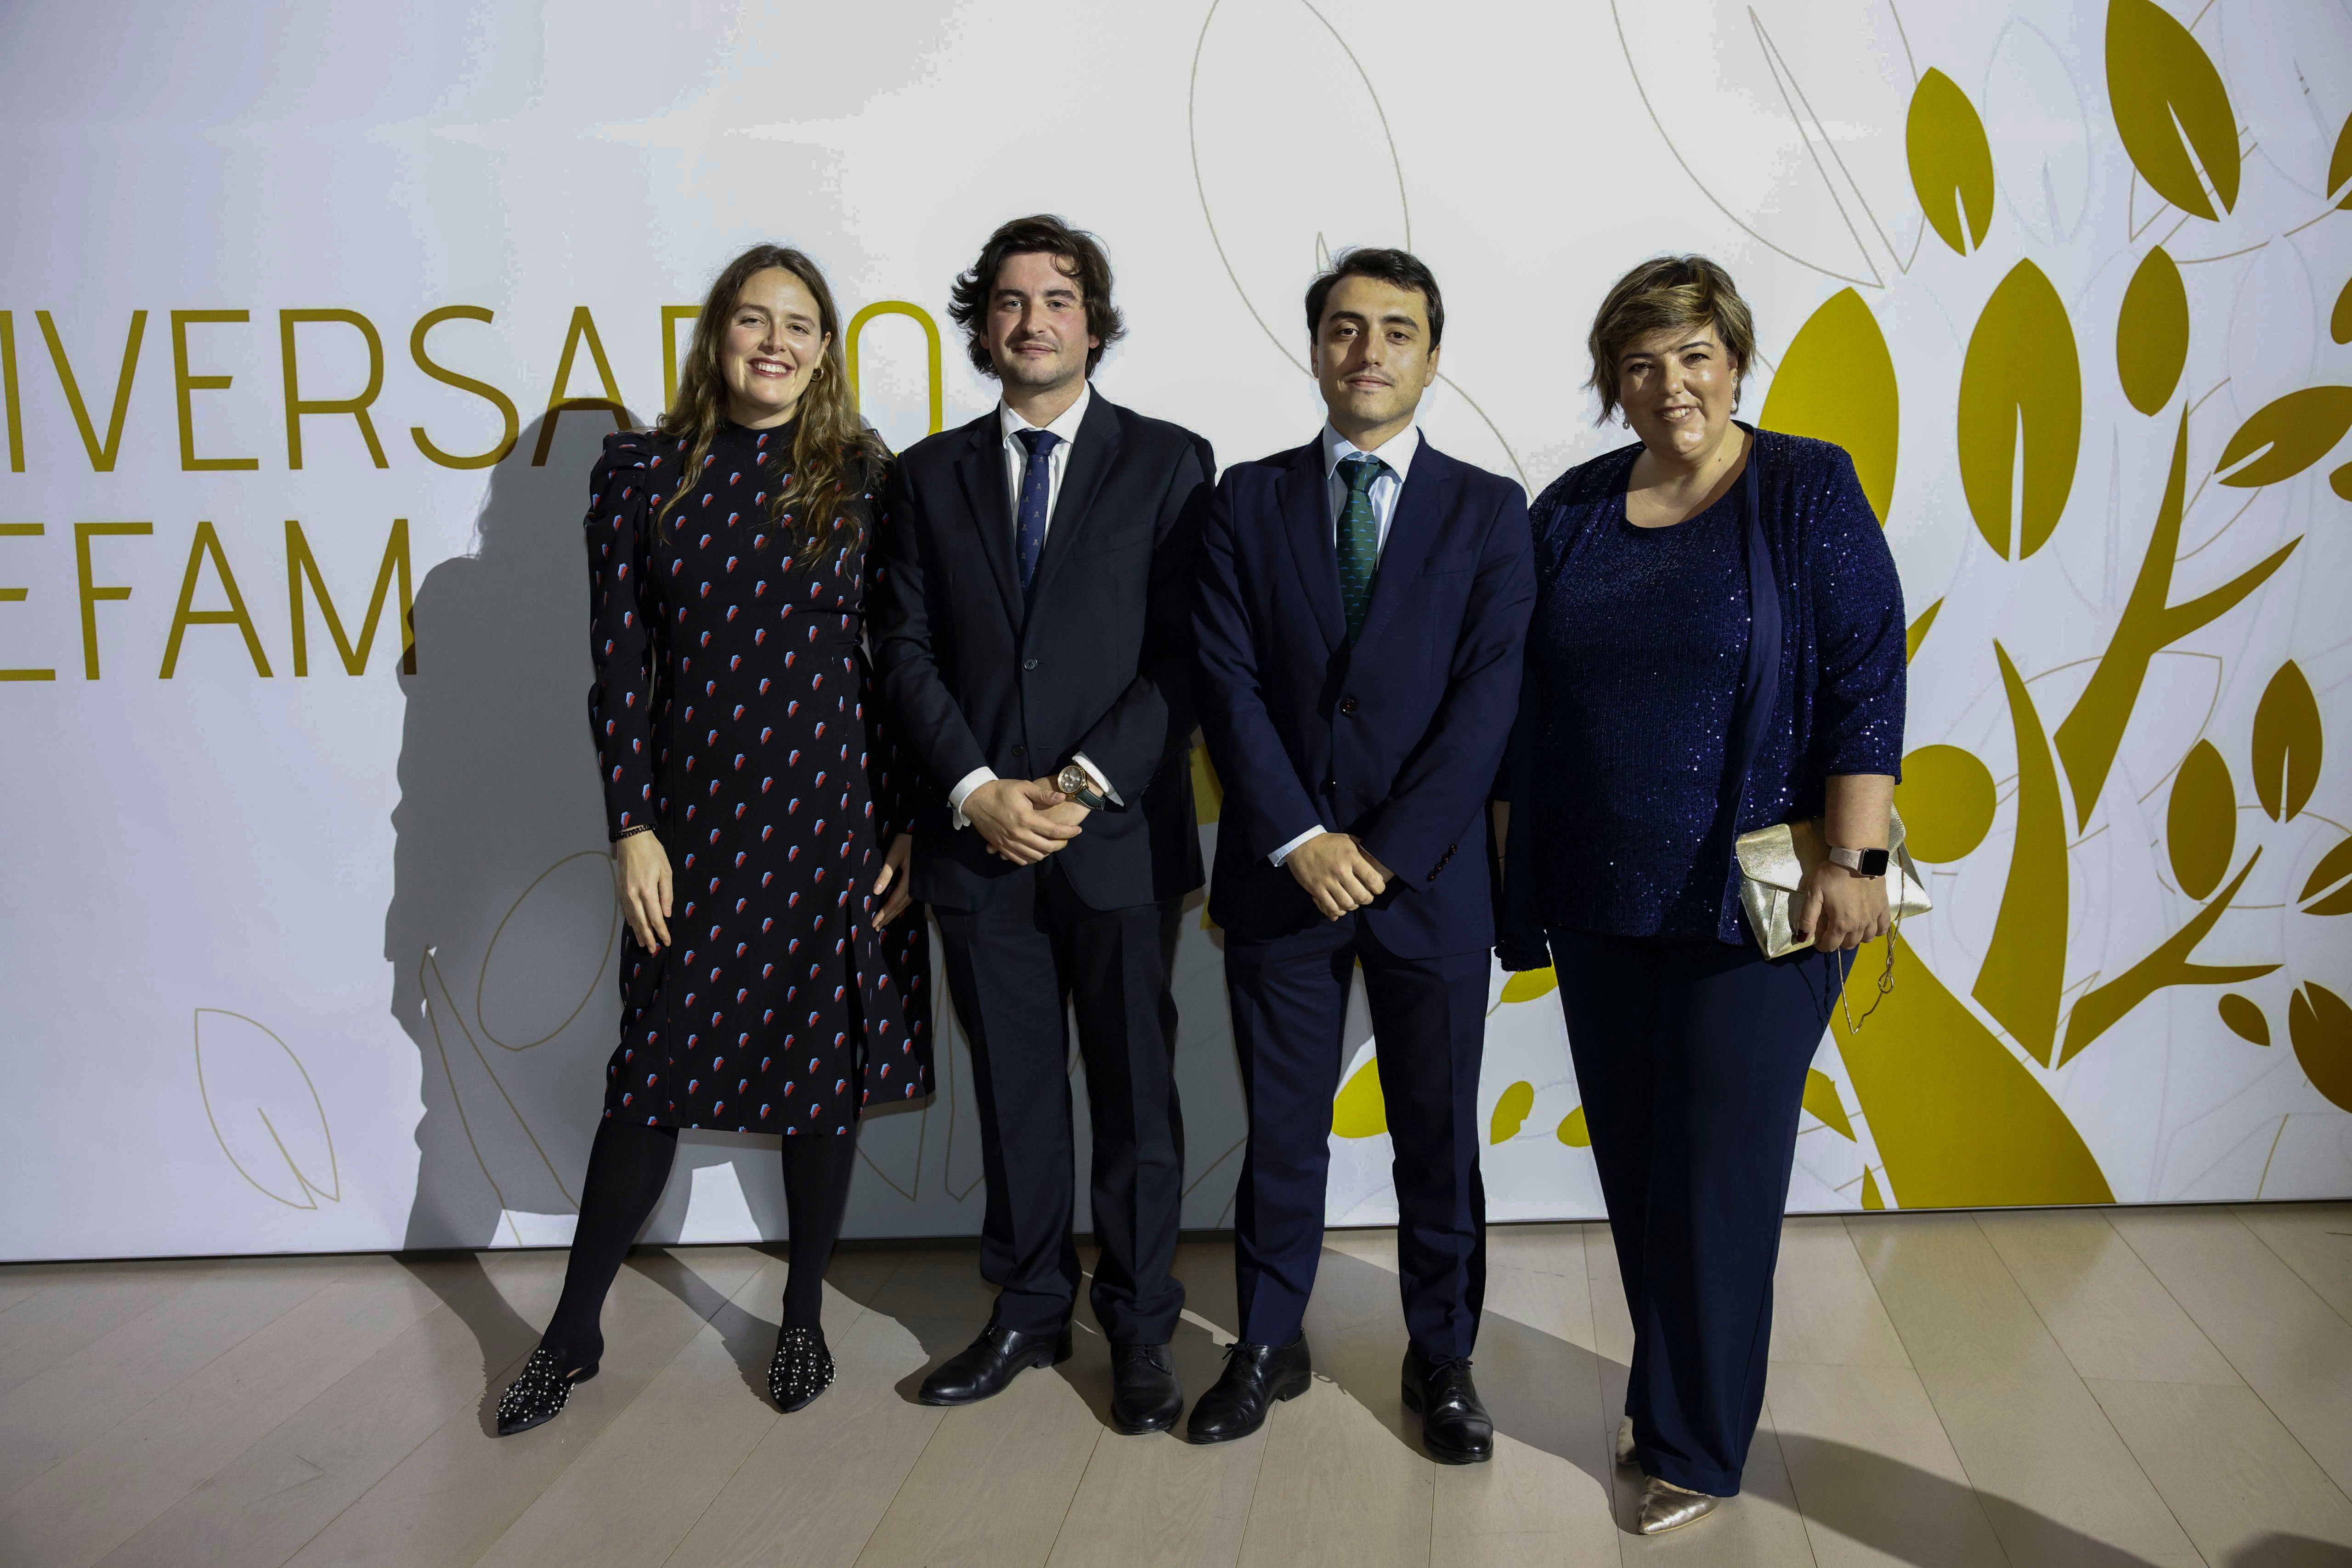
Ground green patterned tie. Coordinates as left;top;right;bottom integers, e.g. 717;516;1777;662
1337;453;1386;642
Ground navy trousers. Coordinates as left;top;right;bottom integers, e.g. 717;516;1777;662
1549;929;1843;1498
1225;914;1488;1360
933;861;1187;1344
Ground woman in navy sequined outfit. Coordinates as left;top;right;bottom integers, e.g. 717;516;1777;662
496;246;932;1437
1501;257;1905;1533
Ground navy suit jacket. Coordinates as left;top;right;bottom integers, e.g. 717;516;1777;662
871;394;1214;912
1193;434;1534;957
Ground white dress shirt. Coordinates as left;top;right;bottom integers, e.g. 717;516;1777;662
1269;422;1424;867
948;383;1112;829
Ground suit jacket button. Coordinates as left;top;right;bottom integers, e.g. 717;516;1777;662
1012;745;1026;758
1023;658;1039;670
1339;695;1359;716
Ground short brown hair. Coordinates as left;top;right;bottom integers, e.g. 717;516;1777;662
1587;255;1756;423
1305;247;1444;347
946;214;1125;378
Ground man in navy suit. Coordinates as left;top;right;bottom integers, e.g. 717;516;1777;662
1187;248;1533;1461
871;216;1213;1433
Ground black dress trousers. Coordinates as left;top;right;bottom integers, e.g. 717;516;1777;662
1549;929;1844;1498
932;858;1186;1344
1224;913;1489;1361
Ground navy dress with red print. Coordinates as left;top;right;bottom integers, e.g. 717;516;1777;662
583;418;933;1134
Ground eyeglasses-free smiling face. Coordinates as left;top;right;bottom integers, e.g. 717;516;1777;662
984;249;1099;396
1311;274;1441;448
720;266;830;429
1615;321;1741;464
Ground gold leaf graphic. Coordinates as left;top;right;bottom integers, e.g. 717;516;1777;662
2335;461;2352;502
2218;993;2270;1047
1332;1055;1387;1139
1861;1168;1887;1210
1557;1106;1590;1148
2333;275;2352;345
193;1009;341;1210
2106;0;2241;220
2165;739;2236;901
2331;106;2352;206
2061;851;2277;1065
2289;982;2352;1113
2299;835;2352;916
1958;260;2081;560
476;852;620;1051
1190;742;1223;826
2216;388;2352;488
1906;68;1996;256
2054;408;2300;828
1840;935;2112;1207
1906;599;1942;664
1974;644;2070;1065
1804;1069;1855;1141
1500;966;1559;1004
1896;744;1997;862
1758;288;1899;526
1490;1081;1535;1145
2251;661;2322;822
2116;247;2189;415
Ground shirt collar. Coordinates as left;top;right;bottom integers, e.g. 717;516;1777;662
1001;382;1093;447
1321;420;1421;485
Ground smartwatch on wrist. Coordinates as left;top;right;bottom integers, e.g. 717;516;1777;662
1827;846;1889;879
1055;762;1113;812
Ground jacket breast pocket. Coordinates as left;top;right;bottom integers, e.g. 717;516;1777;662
1074;520;1154;559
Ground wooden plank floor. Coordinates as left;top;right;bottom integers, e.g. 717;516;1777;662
1;1206;2348;1567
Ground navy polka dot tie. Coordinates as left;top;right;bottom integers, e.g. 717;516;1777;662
1015;427;1062;602
1337;453;1387;642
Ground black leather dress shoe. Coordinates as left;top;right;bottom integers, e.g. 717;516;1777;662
1108;1342;1183;1434
917;1323;1073;1406
1186;1335;1312;1444
1401;1347;1493;1464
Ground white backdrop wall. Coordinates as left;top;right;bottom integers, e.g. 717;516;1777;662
5;0;2351;1261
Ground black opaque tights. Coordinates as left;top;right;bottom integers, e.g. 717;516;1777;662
539;1118;861;1370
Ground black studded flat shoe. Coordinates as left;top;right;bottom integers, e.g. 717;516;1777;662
495;1346;599;1437
769;1324;835;1412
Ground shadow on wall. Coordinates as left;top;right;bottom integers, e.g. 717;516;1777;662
386;411;637;1250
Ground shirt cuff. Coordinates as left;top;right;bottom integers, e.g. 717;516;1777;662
947;767;997;830
1067;752;1121;805
1268;825;1326;867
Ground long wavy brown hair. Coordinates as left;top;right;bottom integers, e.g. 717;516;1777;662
656;245;888;565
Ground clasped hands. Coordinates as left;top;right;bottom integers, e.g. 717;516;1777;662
1286;831;1393;921
1792;861;1892;953
967;775;1088;864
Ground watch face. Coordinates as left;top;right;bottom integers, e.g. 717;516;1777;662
1857;847;1890;878
1057;765;1086;794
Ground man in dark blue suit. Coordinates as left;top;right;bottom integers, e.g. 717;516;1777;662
1187;248;1533;1461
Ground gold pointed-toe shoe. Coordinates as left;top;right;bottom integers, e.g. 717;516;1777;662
1636;1476;1719;1535
1614;1416;1637;1466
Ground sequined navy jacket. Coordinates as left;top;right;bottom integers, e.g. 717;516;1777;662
1503;427;1906;953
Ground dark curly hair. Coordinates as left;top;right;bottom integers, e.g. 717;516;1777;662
946;214;1125;378
1305;246;1445;348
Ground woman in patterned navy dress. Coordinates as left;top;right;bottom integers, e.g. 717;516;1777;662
497;245;933;1436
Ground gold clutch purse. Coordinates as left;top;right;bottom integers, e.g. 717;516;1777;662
1733;809;1931;961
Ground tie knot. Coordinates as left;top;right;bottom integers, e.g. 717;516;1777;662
1016;427;1063;459
1340;453;1385;494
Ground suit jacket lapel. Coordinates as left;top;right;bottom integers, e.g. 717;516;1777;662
1026;391;1121;613
1352;441;1453;651
1278;445;1343;654
950;413;1024;630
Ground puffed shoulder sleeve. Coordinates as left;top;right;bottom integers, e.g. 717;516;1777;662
1806;446;1906;779
585;430;672;838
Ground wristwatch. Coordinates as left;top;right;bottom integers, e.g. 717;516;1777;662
1827;846;1890;879
1055;762;1114;812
